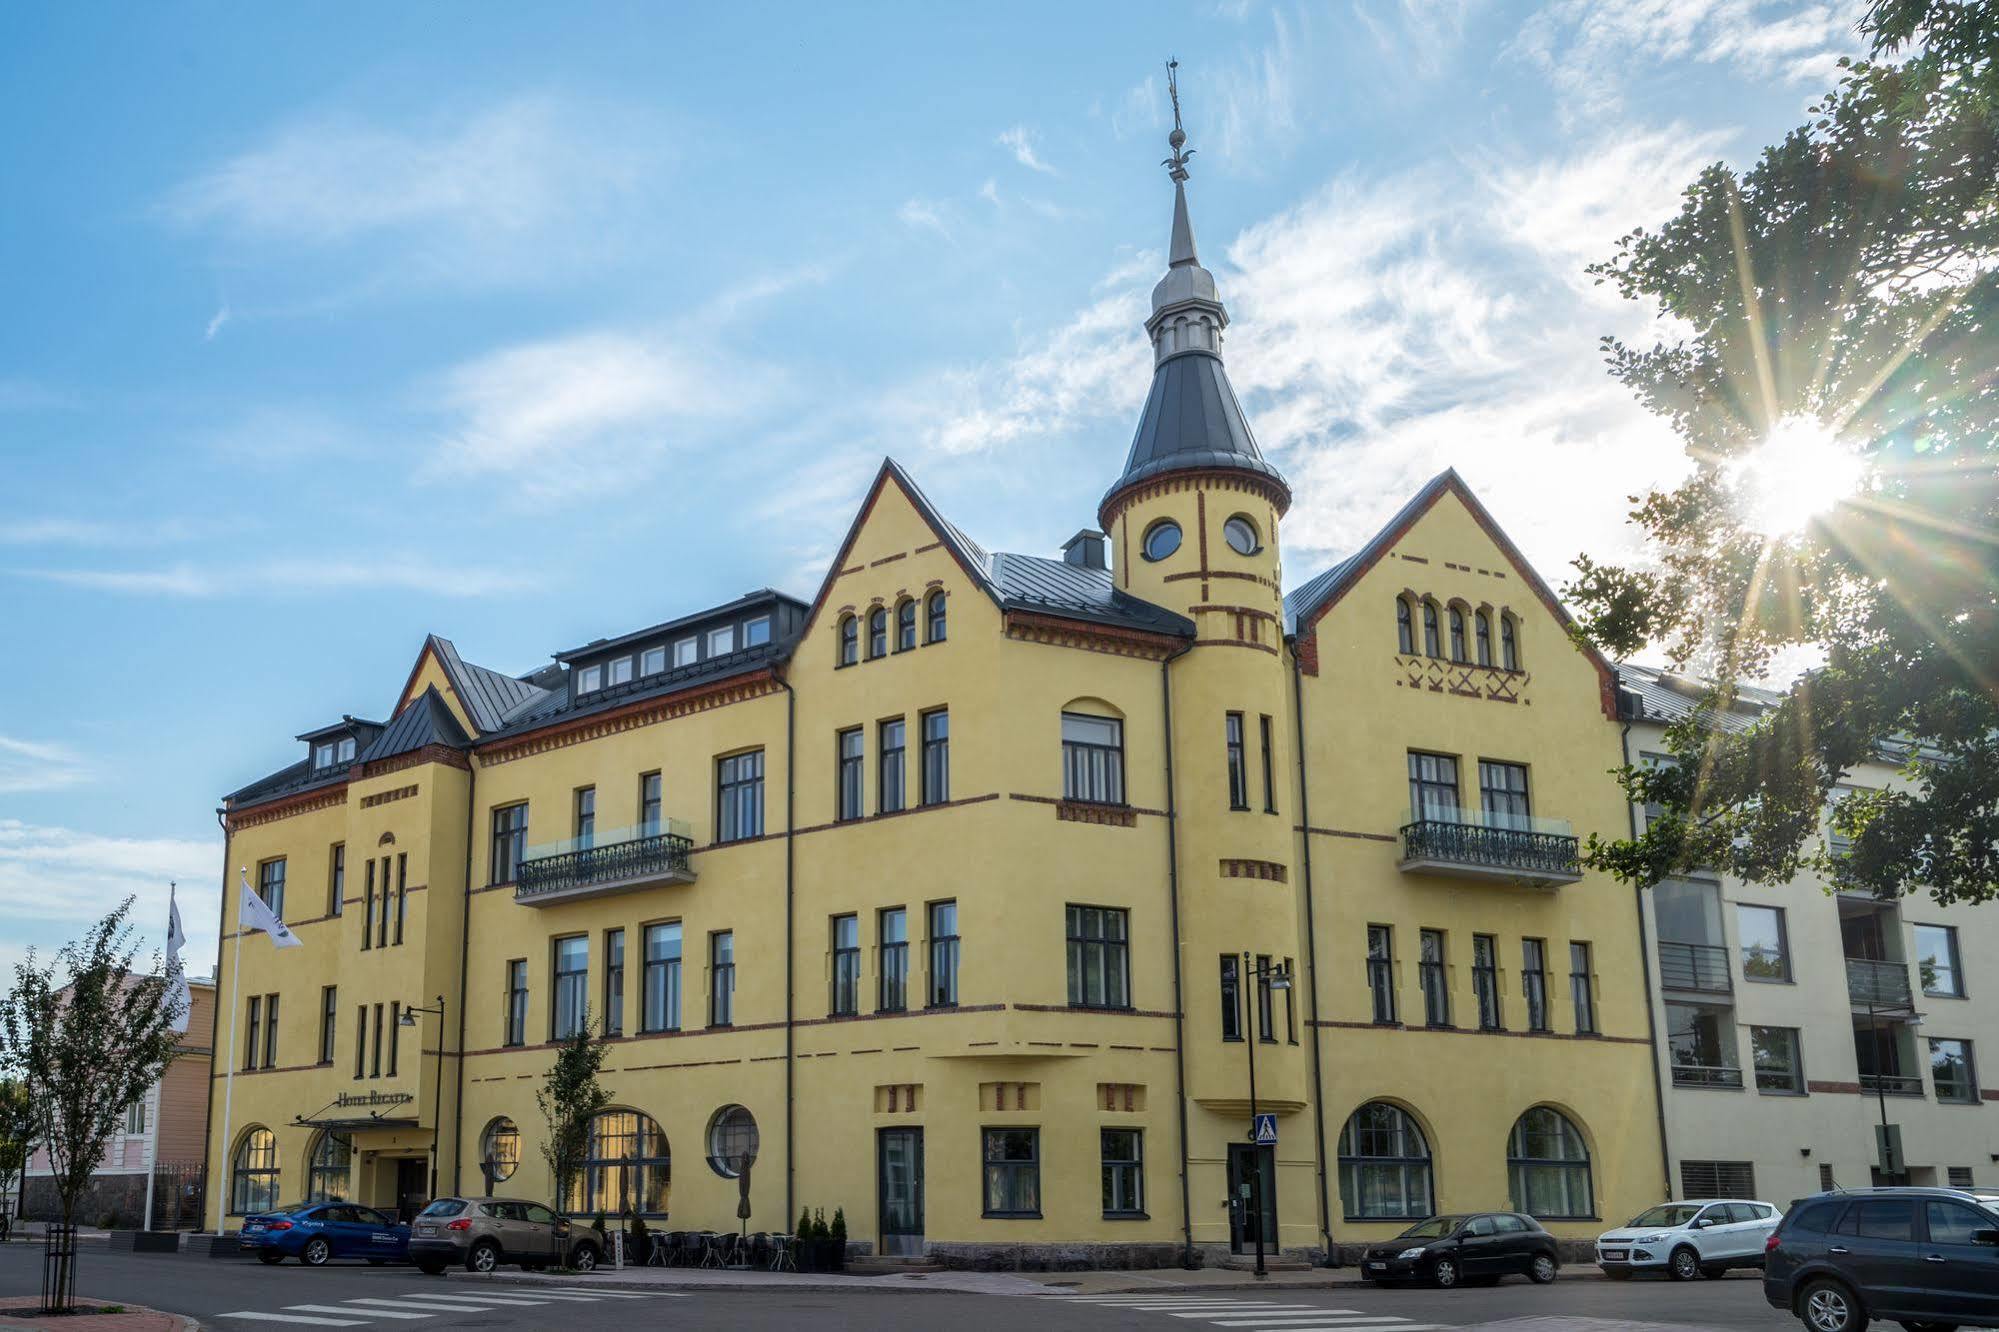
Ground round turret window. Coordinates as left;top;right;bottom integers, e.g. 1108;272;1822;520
1224;515;1261;555
1142;520;1182;562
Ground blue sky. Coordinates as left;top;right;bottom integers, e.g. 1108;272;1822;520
0;1;1866;975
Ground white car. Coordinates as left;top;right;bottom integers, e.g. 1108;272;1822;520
1595;1199;1783;1281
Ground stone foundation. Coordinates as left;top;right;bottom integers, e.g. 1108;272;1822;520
925;1240;1196;1271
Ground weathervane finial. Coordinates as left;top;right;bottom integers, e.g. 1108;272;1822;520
1163;58;1193;182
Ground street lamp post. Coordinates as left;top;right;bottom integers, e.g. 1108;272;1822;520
399;996;447;1202
1240;954;1291;1280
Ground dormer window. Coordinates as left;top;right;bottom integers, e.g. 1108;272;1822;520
315;743;335;769
675;637;698;667
642;646;666;676
745;616;771;647
607;656;634;687
336;737;355;763
708;626;735;656
577;664;603;694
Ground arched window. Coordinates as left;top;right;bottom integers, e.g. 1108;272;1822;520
1338;1102;1433;1220
231;1126;280;1215
895;598;917;652
1507;1107;1591;1219
480;1117;520;1184
1448;608;1468;662
1396;599;1414;655
706;1104;761;1178
566;1110;671;1218
305;1130;351;1202
868;607;888;659
1422;602;1442;658
926;590;948;643
837;615;858;668
1501;615;1520;671
1474;611;1492;666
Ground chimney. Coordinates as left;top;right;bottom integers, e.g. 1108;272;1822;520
1061;529;1107;570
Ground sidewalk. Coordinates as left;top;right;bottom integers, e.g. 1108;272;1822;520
0;1295;196;1331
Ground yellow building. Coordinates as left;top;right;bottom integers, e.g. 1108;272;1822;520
202;132;1662;1268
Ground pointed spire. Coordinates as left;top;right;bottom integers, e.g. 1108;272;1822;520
1169;180;1198;268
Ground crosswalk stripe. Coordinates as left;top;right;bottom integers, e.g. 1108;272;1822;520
395;1293;557;1305
1161;1311;1338;1319
1212;1326;1447;1332
351;1299;500;1312
1202;1316;1392;1324
219;1315;367;1328
538;1287;660;1297
450;1292;604;1302
286;1307;432;1321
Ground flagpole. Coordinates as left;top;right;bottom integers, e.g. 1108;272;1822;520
215;873;243;1239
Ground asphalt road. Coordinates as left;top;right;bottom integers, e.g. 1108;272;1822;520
0;1244;1801;1331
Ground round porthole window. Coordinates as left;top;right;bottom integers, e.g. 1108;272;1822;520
1223;515;1261;556
706;1104;760;1178
1142;520;1182;562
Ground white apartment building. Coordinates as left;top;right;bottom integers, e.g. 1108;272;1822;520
1622;664;1996;1207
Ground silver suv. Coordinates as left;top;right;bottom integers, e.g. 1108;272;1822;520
406;1196;602;1275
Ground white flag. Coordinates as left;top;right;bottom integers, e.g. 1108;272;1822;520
239;872;303;949
166;887;192;1033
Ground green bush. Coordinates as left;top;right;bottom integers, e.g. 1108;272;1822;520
830;1207;847;1244
795;1206;812;1238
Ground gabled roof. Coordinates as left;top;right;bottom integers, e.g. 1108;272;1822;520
392;634;553;737
360;685;471;762
1103;350;1288;518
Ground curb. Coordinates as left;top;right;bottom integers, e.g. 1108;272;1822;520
486;1272;1012;1297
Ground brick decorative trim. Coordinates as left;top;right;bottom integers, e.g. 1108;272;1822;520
226;785;347;832
1221;858;1288;882
360;784;419;809
1296;823;1398;844
1098;468;1291;534
1058;801;1138;827
364;744;470;779
1003;610;1184;661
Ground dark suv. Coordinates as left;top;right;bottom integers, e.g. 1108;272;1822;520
1764;1187;1999;1331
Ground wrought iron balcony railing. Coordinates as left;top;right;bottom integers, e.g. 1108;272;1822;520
1657;940;1733;994
1846;957;1915;1012
1859;1072;1925;1097
516;826;696;906
1671;1062;1745;1089
1398;816;1582;887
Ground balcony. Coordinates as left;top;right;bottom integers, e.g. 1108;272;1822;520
1398;812;1582;888
1671;1063;1745;1090
1658;941;1733;994
1860;1072;1924;1097
516;822;696;907
1846;957;1915;1013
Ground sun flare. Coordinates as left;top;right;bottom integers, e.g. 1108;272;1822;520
1729;416;1867;538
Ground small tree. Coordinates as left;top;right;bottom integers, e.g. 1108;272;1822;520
535;1008;609;1214
0;1078;30;1236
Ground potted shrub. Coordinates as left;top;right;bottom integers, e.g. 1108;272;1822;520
829;1207;848;1271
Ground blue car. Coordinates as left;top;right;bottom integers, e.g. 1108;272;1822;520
240;1202;411;1266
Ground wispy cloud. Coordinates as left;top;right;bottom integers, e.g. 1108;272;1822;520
203;304;231;341
0;738;90;795
1110;77;1162;141
0;517;204;547
1206;8;1307;169
897;197;954;239
997;125;1057;175
0;820;220;977
18;559;534;599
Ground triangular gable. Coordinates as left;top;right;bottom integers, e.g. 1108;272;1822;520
391;635;481;737
1290;469;1619;717
797;456;1001;639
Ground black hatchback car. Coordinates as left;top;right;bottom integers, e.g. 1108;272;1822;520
1359;1212;1561;1288
1764;1187;1999;1331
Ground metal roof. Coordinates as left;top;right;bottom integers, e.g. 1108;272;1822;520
1282;470;1465;635
360;685;471;762
552;588;808;663
425;635;550;735
224;757;348;807
990;551;1194;638
1103;350;1288;512
474;636;796;745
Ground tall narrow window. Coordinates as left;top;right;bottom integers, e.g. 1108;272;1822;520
552;936;589;1040
982;1128;1041;1217
716;750;765;842
1256;952;1277;1042
574;786;596;849
836;728;865;822
926;590;947;643
709;931;736;1027
868;607;888;658
1258;715;1277;814
328;844;345;917
1570;942;1596;1034
353;1005;367;1078
1407;752;1460;823
1061;713;1125;805
263;993;279;1068
1522;938;1550;1032
879;718;907;814
1448;607;1467;662
1473;934;1502;1030
1474;611;1493;666
896;599;917;651
1479;761;1531;829
1367;926;1396;1025
257;859;287;919
1101;1128;1144;1218
387;1001;399;1076
1225;713;1250;810
377;857;391;949
1220;955;1242;1041
927;901;959;1007
370;1003;383;1077
1422;602;1441;657
504;961;528;1048
639;771;662;836
837;614;858;667
1420;929;1449;1027
1501;616;1519;670
491;804;528;884
604;929;625;1037
642;923;681;1032
1737;905;1790;981
393;854;406;946
1915;924;1964;998
879;908;908;1013
1396;598;1414;654
831;915;860;1017
1066;906;1130;1009
920;709;950;805
319;985;338;1065
244;995;262;1071
361;859;375;952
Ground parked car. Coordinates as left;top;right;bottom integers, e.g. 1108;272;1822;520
405;1196;602;1275
1764;1186;1999;1331
1596;1198;1782;1280
1359;1212;1561;1288
239;1202;410;1267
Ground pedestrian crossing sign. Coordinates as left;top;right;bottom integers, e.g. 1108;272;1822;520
1251;1112;1278;1144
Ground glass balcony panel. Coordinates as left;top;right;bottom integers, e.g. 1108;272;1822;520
1845;957;1914;1011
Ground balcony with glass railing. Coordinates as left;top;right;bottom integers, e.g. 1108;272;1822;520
516;820;696;906
1859;1072;1925;1097
1657;941;1733;994
1845;956;1915;1012
1397;808;1582;888
1670;1062;1745;1089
